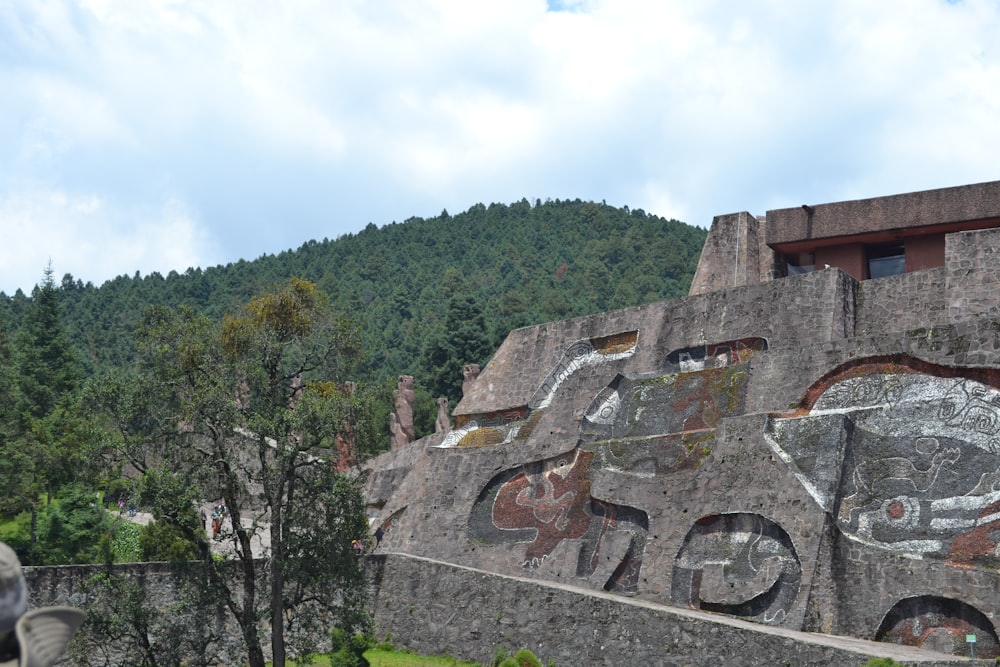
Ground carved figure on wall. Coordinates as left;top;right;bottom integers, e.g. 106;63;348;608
438;332;639;448
671;513;802;625
390;375;415;448
435;397;451;433
764;356;1000;566
462;364;480;398
469;447;648;592
875;596;1000;658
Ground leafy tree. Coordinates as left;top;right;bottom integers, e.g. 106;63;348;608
70;566;228;667
139;517;200;562
125;278;370;667
15;265;82;421
419;295;493;405
0;311;20;450
1;267;96;557
33;483;111;565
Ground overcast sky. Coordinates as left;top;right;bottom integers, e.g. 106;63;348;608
2;0;999;295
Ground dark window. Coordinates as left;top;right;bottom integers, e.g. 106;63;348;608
785;252;815;276
867;244;905;279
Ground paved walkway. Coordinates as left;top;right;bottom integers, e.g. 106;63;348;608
113;505;271;559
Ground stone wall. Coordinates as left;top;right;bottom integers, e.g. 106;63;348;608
361;229;1000;661
947;227;1000;321
368;553;967;667
855;267;947;337
21;554;974;666
24;561;250;665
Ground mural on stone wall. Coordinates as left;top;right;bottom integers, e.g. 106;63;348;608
439;331;638;449
765;356;1000;567
875;596;1000;658
670;513;802;625
580;337;767;475
466;336;768;596
468;447;648;592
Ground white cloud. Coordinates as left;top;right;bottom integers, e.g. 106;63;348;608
0;187;211;294
3;0;1000;292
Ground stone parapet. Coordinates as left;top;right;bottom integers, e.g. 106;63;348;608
369;553;969;667
947;226;1000;321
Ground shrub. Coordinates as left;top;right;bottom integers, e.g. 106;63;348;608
0;512;33;560
329;627;371;667
139;519;198;561
863;659;903;667
103;477;134;507
109;518;142;562
514;649;542;667
492;648;545;667
33;484;111;564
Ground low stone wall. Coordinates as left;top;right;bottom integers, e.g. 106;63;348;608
18;554;981;666
368;553;969;667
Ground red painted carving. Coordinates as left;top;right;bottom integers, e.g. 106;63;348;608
492;450;595;566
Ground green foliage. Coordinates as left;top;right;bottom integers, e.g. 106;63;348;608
0;511;33;560
14;265;82;422
122;279;371;667
490;648;546;667
138;469;203;537
362;648;478;666
862;659;903;667
1;267;102;527
328;628;372;667
418;295;492;405
512;650;542;667
0;200;705;444
110;519;142;562
33;483;111;565
139;519;199;562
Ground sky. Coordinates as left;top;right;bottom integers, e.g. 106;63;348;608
2;0;999;295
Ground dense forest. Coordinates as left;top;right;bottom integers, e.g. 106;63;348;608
1;198;705;420
0;197;705;658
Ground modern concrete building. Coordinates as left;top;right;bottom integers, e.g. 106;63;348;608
361;180;1000;662
690;179;1000;294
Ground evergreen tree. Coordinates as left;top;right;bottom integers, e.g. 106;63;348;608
419;295;493;406
15;266;82;422
118;278;370;667
2;267;101;560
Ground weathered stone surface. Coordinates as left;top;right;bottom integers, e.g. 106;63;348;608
368;554;968;667
361;220;1000;661
435;396;451;433
390;374;415;449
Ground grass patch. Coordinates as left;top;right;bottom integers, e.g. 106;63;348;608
365;649;479;666
269;649;480;667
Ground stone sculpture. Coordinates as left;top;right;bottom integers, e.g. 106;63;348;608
435;397;451;433
462;364;480;398
390;375;415;449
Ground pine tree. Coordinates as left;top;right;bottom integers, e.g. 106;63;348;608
15;266;82;423
419;294;493;405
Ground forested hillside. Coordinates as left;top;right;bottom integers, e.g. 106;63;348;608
0;198;705;416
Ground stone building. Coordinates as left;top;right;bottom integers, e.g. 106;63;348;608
362;180;1000;660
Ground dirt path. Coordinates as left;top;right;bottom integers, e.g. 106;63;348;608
114;505;271;559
